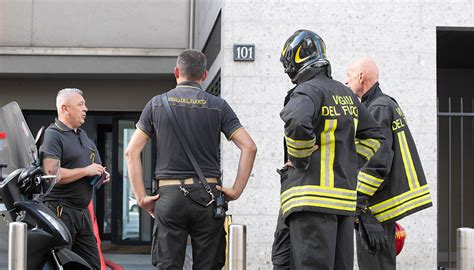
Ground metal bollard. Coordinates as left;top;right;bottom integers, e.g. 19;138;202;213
8;222;27;270
457;227;474;270
228;224;246;270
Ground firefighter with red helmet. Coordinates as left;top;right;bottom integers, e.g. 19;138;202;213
272;30;386;269
346;57;433;269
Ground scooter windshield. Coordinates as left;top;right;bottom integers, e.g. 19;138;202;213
0;102;37;178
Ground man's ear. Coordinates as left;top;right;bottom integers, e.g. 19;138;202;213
174;67;180;79
62;104;68;114
358;72;364;84
200;70;208;82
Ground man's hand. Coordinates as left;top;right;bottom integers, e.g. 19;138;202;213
103;171;111;184
215;185;240;201
138;194;160;218
83;163;106;177
358;209;388;254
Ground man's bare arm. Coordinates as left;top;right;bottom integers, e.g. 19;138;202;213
43;158;105;184
217;128;257;201
124;129;159;217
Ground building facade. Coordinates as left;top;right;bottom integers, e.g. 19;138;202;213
2;0;474;269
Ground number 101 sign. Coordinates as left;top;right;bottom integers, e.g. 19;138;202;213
233;44;255;61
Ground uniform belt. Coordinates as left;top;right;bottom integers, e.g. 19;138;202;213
158;178;219;187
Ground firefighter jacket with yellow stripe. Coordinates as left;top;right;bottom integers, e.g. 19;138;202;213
357;83;432;224
279;67;385;219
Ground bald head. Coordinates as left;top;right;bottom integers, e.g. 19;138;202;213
345;57;379;98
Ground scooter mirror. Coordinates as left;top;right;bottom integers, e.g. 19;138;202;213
35;126;45;152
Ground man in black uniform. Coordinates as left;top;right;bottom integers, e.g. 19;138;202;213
41;88;110;270
275;30;385;270
125;49;257;269
346;57;432;270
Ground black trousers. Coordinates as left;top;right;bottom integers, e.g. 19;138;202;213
152;184;225;270
44;201;100;270
357;221;396;270
288;212;354;270
271;210;291;270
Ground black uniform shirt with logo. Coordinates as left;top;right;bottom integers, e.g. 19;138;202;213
136;81;242;180
40;118;101;209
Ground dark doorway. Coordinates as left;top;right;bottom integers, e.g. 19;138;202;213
437;27;474;269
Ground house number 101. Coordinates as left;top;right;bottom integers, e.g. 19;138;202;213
233;44;255;61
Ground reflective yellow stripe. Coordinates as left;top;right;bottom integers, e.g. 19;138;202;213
287;146;313;158
320;119;337;187
285;135;316;149
358;172;384;188
373;194;432;222
281;196;356;213
353;118;359;137
398;131;420;190
356;144;374;160
369;185;430;214
357;138;380;153
281;185;357;203
357;181;377;196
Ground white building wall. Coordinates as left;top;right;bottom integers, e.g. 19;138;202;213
220;1;474;269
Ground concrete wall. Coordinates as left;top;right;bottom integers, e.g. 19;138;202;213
220;1;473;269
0;0;190;49
194;0;222;51
194;0;223;90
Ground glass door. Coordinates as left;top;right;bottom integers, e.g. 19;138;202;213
113;119;153;244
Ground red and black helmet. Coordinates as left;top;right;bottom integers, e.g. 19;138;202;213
280;29;329;83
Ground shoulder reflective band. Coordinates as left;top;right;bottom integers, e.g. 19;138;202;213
280;185;356;214
357;172;384;196
397;130;420;190
320;119;337;188
285;135;316;158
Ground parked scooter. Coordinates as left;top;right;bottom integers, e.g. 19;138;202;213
0;101;91;270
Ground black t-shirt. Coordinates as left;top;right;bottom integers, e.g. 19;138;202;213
40;119;102;209
136;81;242;180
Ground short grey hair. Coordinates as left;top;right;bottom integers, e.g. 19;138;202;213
176;49;207;81
56;88;83;112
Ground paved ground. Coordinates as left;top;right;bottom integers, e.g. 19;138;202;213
0;249;194;269
0;252;155;269
104;253;155;270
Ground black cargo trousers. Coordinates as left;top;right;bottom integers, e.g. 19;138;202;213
151;183;226;270
44;200;100;270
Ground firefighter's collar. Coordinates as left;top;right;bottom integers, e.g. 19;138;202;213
361;82;380;103
296;66;328;84
177;81;202;91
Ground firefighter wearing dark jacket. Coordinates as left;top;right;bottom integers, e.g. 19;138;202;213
276;30;385;270
346;57;433;270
